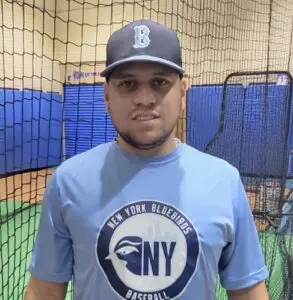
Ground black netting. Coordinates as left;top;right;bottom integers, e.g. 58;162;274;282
204;71;293;299
1;0;293;299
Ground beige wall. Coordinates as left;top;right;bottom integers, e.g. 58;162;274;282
0;0;62;92
56;0;293;86
269;1;293;72
1;0;293;90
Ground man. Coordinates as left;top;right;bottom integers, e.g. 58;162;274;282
24;20;269;300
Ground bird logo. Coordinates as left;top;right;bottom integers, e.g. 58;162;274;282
106;236;143;275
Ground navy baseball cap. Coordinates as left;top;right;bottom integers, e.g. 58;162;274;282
100;19;184;78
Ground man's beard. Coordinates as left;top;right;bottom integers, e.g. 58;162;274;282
115;126;175;150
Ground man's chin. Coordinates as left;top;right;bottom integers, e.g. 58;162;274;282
119;132;168;150
128;139;163;150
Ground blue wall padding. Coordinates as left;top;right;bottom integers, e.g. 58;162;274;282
0;89;62;175
207;85;245;171
187;84;293;177
1;83;292;178
186;85;223;151
63;84;117;158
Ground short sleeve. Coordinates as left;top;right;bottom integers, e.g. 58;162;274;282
28;170;73;283
218;170;269;290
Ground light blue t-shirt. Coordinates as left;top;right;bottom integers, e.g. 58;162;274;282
28;141;269;299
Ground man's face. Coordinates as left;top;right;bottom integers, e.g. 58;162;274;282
104;62;187;150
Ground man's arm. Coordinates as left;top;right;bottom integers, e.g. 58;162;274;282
219;169;269;297
25;171;73;299
24;277;68;300
227;279;269;300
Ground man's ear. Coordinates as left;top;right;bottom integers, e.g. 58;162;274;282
180;78;188;111
181;78;188;94
104;82;110;113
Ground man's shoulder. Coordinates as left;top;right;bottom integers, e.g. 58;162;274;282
56;142;114;175
182;143;238;176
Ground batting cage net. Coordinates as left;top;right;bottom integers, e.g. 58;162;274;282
205;71;293;300
1;0;293;299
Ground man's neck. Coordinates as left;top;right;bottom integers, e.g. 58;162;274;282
116;136;179;157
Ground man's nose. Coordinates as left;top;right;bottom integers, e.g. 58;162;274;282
132;84;156;106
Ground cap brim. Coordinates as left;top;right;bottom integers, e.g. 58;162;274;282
100;55;184;78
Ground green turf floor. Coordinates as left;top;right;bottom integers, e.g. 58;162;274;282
0;203;41;300
0;202;72;300
0;200;292;299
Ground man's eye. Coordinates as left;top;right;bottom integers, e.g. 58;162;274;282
119;81;136;90
153;79;168;87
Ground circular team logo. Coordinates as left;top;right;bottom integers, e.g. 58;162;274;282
96;200;200;300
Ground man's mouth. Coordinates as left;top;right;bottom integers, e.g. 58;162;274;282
132;111;159;121
135;115;157;121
